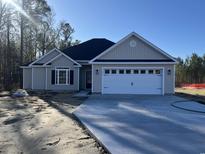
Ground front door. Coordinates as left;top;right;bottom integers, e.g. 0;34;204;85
85;71;92;89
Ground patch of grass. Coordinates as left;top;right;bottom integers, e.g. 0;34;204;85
175;88;205;104
175;88;205;96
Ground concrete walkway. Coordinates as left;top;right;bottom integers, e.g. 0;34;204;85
172;101;205;113
74;95;205;154
73;91;90;97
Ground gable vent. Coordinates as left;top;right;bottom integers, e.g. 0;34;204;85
130;40;136;47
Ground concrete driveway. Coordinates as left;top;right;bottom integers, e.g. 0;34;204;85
73;95;205;154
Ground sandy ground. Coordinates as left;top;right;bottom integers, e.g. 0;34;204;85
0;92;103;154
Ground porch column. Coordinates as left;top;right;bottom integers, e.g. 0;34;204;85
45;67;48;90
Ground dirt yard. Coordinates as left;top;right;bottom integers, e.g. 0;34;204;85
0;92;103;154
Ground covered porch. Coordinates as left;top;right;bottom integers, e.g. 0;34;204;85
79;65;92;90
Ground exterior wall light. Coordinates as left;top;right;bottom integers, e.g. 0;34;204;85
96;69;99;75
167;69;171;75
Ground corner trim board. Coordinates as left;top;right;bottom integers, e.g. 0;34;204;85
31;67;33;90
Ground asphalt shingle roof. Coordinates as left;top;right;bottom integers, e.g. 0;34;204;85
62;38;115;60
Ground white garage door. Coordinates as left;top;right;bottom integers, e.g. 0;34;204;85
102;68;163;95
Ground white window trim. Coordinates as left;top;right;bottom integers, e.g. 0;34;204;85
103;68;162;75
55;68;70;85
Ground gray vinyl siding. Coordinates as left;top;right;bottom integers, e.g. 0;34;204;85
92;64;175;94
79;65;91;90
32;67;46;89
24;54;79;91
46;68;79;91
99;36;168;60
51;55;74;66
35;50;60;64
46;55;79;91
23;68;32;89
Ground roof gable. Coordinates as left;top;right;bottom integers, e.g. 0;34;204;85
37;49;60;64
89;32;177;63
29;48;60;66
98;36;169;60
25;48;81;67
51;54;78;66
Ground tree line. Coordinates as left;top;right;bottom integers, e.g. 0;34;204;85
176;53;205;86
0;1;204;91
0;0;80;90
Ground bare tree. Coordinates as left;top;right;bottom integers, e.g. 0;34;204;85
0;0;79;90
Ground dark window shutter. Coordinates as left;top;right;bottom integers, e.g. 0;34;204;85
51;70;55;84
70;70;74;85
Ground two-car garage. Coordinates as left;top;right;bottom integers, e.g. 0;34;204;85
90;33;176;95
102;67;164;95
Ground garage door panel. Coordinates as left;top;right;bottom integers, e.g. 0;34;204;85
102;68;163;94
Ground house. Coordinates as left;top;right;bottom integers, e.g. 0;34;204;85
21;32;177;95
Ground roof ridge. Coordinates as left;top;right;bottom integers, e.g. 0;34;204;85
83;38;114;43
62;38;114;51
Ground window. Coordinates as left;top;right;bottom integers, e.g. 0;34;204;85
119;69;124;74
111;69;117;74
148;70;154;74
59;70;67;84
140;70;146;74
55;68;69;85
105;69;110;74
155;70;161;74
133;69;139;74
126;69;131;74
